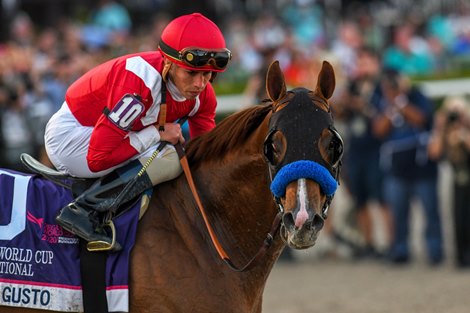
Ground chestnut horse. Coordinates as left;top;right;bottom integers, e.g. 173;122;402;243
3;60;342;313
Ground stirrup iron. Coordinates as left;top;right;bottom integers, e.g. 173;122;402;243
87;221;118;252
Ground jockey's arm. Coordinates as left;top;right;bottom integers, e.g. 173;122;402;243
87;116;159;173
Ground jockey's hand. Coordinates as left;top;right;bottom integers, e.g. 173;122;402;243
156;123;185;145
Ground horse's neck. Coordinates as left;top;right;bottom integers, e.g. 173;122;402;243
133;118;284;309
138;148;283;298
181;152;283;295
194;152;279;260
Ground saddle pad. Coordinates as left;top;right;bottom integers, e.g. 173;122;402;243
0;169;140;312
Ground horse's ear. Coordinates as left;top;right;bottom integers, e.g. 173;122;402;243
315;61;336;100
266;60;287;103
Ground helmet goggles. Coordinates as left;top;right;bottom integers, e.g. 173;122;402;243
159;40;231;70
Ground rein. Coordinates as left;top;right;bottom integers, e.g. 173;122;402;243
174;143;282;272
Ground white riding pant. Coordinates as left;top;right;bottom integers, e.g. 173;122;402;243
44;102;182;184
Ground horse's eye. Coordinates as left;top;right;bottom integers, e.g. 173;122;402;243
263;131;285;165
264;139;278;165
328;131;344;168
271;142;278;153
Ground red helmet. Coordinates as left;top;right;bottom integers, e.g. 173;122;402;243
159;13;231;72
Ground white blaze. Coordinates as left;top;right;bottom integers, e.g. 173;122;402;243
295;178;309;228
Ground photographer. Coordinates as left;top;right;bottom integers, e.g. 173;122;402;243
372;68;444;265
336;47;392;259
429;96;470;268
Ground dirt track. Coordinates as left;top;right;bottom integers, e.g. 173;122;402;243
262;164;469;313
263;259;470;313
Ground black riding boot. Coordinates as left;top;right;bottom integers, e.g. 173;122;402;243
56;160;153;251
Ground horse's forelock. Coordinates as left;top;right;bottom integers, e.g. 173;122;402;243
186;104;272;166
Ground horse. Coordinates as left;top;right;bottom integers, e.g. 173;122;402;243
1;59;342;313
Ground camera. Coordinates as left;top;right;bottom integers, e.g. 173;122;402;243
447;111;460;123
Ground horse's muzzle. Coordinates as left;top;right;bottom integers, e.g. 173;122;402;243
281;212;324;249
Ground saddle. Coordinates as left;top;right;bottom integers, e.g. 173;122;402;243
20;153;149;213
20;153;152;227
20;153;92;196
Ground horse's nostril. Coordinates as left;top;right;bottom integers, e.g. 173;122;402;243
282;212;295;231
312;214;324;230
306;214;324;230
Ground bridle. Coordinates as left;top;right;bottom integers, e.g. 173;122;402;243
263;90;343;219
264;127;342;220
177;89;343;272
175;143;283;272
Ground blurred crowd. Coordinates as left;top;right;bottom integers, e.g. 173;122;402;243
1;0;470;268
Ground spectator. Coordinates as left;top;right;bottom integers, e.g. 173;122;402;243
383;23;436;76
9;12;34;47
90;0;132;34
41;54;77;112
426;12;456;65
242;47;277;106
283;48;311;88
0;84;36;171
32;28;60;76
223;14;259;76
80;0;132;53
280;0;325;49
22;75;55;167
337;47;392;258
429;95;470;268
330;20;364;79
0;87;8;166
372;68;444;265
355;4;385;53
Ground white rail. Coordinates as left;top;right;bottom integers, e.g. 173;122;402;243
216;78;470;114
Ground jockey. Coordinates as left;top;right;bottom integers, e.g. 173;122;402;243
44;13;231;251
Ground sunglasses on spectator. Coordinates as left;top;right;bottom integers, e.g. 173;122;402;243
159;40;232;70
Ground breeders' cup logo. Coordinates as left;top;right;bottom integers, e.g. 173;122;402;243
27;211;78;245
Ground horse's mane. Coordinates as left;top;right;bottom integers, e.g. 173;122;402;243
186;103;272;166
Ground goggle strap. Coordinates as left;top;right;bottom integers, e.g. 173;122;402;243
159;40;181;61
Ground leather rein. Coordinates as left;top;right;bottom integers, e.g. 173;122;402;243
163;92;340;272
157;84;281;272
174;143;282;272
